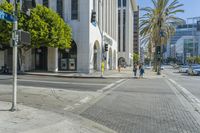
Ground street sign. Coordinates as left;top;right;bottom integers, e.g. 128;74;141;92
0;10;16;23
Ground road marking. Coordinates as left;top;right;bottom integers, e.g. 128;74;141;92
18;79;106;86
168;78;200;112
97;79;125;93
78;79;128;114
64;105;74;111
166;79;200;125
80;96;91;104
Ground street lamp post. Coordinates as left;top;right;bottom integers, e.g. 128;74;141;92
10;0;18;111
100;0;104;78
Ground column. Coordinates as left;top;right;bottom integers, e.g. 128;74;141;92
48;48;58;72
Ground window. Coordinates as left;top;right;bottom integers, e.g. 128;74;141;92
118;0;121;7
123;9;126;52
118;10;121;52
43;0;48;7
123;0;126;7
71;0;78;20
57;0;63;18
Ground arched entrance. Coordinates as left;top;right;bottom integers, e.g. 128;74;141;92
93;41;101;71
118;57;126;67
108;48;113;70
58;40;77;71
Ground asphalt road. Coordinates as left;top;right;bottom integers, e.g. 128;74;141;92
163;67;200;100
80;68;200;133
0;75;123;115
1;69;200;133
0;75;118;92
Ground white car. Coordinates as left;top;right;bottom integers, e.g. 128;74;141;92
161;66;164;70
145;66;152;69
179;66;189;73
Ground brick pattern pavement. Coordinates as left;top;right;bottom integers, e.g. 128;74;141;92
81;78;200;133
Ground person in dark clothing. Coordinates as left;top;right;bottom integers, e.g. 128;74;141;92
139;64;144;78
133;63;137;77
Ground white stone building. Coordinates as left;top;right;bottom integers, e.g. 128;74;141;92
0;0;119;73
118;0;137;67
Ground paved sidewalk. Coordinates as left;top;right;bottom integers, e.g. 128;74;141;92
24;67;162;79
0;101;116;133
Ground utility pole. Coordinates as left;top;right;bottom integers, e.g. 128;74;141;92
100;0;104;77
10;0;18;112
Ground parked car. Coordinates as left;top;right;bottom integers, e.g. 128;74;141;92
188;65;200;75
179;65;189;73
0;65;9;74
193;68;200;76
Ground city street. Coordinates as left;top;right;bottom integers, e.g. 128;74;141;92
1;67;200;132
163;68;200;100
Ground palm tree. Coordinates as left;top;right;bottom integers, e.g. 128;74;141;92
140;0;184;75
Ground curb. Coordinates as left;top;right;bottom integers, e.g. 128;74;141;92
24;73;133;79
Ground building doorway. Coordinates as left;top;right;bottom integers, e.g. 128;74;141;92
35;47;47;71
58;41;77;71
118;57;126;68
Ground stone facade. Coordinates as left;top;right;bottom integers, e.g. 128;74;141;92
0;0;121;73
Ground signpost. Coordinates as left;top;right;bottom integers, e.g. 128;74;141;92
0;8;18;111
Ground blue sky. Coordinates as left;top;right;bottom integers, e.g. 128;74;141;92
137;0;200;21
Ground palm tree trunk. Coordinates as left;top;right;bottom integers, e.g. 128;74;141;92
153;51;157;72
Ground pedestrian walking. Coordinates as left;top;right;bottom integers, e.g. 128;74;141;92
139;64;145;78
101;61;105;77
133;63;137;78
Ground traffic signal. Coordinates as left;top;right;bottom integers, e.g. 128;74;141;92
156;46;161;61
104;44;108;51
91;11;96;23
22;0;36;13
156;46;161;55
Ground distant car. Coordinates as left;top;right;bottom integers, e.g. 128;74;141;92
161;66;164;70
145;65;152;69
188;65;200;75
179;65;189;73
193;68;200;76
173;64;180;69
